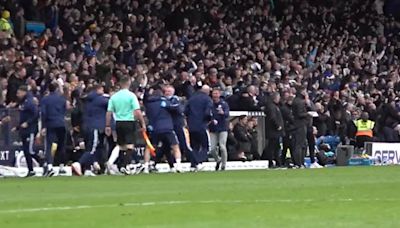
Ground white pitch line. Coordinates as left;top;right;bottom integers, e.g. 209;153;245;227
0;198;399;214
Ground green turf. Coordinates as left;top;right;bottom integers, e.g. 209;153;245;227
0;166;399;227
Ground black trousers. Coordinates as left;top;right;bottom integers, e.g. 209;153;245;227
282;135;294;166
20;132;42;172
262;137;281;167
355;136;373;149
46;127;66;165
307;127;316;163
189;130;210;167
292;125;307;167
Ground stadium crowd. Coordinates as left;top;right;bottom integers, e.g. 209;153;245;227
0;0;400;176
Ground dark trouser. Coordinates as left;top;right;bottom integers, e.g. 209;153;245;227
46;127;66;166
174;126;191;161
156;144;174;168
189;130;210;167
292;125;307;167
307;127;316;163
382;127;399;142
154;131;178;168
79;128;105;170
355;136;373;149
106;134;116;159
282;135;294;166
20;132;42;172
264;137;281;167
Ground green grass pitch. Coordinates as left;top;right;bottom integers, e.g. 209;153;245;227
0;166;399;227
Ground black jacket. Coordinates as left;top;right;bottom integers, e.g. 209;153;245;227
237;93;260;111
380;103;400;128
233;123;251;153
6;75;25;104
280;103;295;134
265;101;285;138
292;95;308;128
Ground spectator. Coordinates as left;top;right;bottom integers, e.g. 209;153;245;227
233;115;251;161
248;117;260;160
237;85;260;111
7;66;26;104
227;121;238;161
13;8;25;40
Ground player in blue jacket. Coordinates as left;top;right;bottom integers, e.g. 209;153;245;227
185;85;213;171
15;86;41;177
144;86;182;172
40;82;67;177
71;85;109;176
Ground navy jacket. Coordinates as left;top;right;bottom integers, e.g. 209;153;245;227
209;99;230;132
19;93;39;134
41;92;66;128
185;91;213;132
144;95;175;134
168;95;185;129
83;92;109;130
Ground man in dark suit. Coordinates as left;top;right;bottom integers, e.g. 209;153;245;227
292;87;310;168
262;92;284;168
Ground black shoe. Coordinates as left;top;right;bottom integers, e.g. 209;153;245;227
221;166;226;171
215;161;221;171
43;169;55;177
25;171;36;178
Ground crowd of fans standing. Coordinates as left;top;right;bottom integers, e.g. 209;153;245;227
0;0;400;169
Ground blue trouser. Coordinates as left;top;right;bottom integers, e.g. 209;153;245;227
79;128;105;170
20;132;42;172
189;130;210;167
45;127;66;165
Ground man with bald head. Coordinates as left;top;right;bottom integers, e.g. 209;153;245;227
185;85;213;171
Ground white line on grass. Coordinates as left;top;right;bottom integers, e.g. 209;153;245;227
1;198;399;214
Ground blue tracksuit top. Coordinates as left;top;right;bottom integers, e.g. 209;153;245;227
19;93;39;134
185;91;213;132
144;95;175;134
209;99;230;132
83;92;109;130
40;92;66;128
168;95;185;129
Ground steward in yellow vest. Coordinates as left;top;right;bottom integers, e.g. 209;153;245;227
354;112;375;148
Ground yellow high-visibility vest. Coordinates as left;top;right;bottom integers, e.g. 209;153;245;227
354;119;374;137
0;18;11;32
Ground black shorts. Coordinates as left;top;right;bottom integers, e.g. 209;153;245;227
153;131;179;148
116;121;137;146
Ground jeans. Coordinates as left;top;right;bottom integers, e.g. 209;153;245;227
210;131;228;168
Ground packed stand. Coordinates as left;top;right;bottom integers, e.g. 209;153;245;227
0;0;399;176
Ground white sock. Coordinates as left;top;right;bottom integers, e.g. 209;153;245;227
175;159;182;169
108;146;120;165
48;164;53;170
144;162;149;168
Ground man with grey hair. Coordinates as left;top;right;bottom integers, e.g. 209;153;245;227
185;85;213;171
